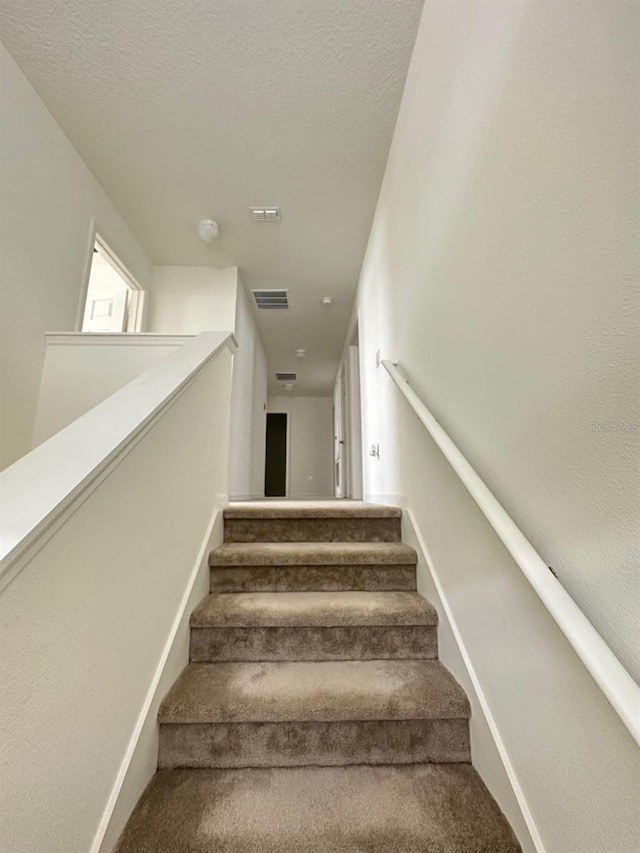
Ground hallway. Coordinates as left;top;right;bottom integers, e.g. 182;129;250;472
1;2;638;850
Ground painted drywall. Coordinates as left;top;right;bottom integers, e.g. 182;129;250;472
0;0;425;397
0;344;233;853
228;278;267;499
267;396;333;497
250;331;268;497
400;480;639;853
32;335;192;446
147;267;267;499
359;0;639;679
148;266;238;333
351;0;640;849
98;509;224;853
0;41;152;470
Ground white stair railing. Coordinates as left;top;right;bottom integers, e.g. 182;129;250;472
0;330;237;853
382;358;640;747
0;331;236;586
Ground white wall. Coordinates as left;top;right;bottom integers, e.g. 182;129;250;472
250;333;268;497
32;334;192;446
359;0;639;683
148;266;238;333
351;0;640;850
267;396;333;497
147;267;268;499
228;279;267;499
0;41;152;470
0;337;233;853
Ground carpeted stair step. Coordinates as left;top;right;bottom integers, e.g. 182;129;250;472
209;542;417;592
223;501;402;543
115;764;521;853
190;591;438;661
158;659;470;768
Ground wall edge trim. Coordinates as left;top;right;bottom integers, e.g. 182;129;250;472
45;333;196;347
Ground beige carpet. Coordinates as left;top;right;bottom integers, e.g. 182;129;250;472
116;765;521;852
115;502;521;852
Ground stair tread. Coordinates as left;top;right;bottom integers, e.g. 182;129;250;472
159;659;469;723
191;591;437;627
210;541;417;566
115;765;520;853
224;500;402;519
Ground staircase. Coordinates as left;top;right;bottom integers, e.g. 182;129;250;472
116;502;520;852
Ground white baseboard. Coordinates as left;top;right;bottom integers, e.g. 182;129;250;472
91;505;224;853
402;508;544;853
364;493;408;508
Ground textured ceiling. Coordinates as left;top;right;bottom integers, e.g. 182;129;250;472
0;0;424;394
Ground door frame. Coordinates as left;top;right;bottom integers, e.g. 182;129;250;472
265;409;290;498
333;371;347;498
334;321;364;499
76;220;146;333
346;342;363;499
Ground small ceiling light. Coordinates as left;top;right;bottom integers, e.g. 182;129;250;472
295;349;307;359
321;296;333;306
198;218;220;242
284;383;294;391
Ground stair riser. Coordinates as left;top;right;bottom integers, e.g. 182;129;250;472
224;517;401;543
190;625;438;662
159;718;470;769
210;565;416;593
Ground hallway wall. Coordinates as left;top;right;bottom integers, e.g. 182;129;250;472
148;266;267;499
267;396;333;497
148;266;237;333
0;41;152;470
230;279;267;499
351;1;640;851
356;0;639;689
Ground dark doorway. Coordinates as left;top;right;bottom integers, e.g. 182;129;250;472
265;412;288;497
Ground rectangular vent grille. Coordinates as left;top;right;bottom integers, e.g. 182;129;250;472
250;207;281;222
252;289;289;310
276;372;297;381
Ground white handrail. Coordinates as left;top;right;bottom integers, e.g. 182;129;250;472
382;359;640;746
0;331;237;590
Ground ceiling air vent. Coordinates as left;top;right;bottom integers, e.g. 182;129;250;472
250;207;281;222
275;372;297;381
252;289;289;310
